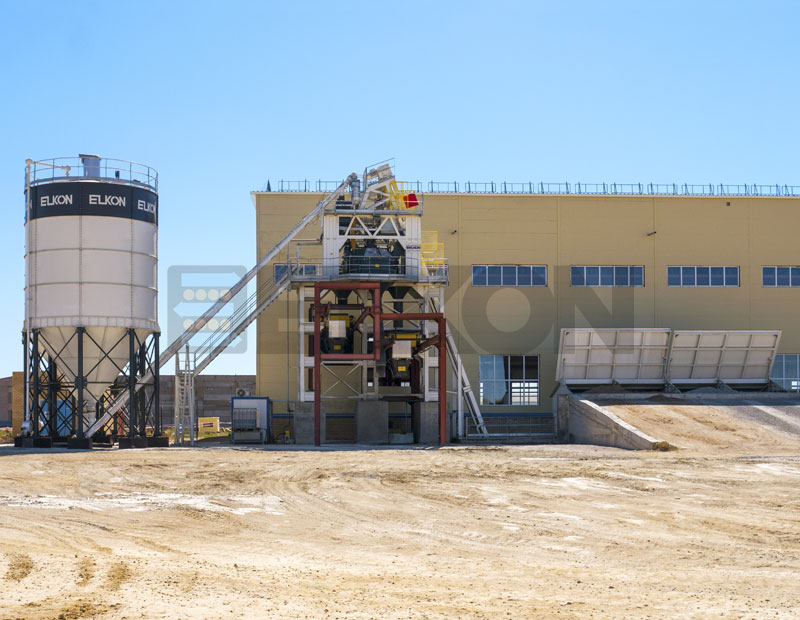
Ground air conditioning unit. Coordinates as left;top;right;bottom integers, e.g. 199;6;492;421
236;388;250;397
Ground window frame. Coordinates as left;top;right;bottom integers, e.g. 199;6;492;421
666;266;740;287
763;266;800;288
471;265;548;287
570;265;645;287
771;354;800;392
478;354;540;406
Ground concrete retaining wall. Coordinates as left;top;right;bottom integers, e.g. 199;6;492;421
564;396;661;450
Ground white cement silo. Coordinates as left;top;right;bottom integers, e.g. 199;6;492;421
23;155;160;445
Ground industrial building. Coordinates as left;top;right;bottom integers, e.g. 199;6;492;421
17;155;800;447
253;177;800;441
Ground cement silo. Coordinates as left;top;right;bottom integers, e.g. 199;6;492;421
22;155;162;449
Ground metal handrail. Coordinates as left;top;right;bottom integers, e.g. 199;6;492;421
28;157;158;192
279;257;450;283
262;180;800;197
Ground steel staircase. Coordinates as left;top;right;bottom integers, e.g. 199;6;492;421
174;346;195;446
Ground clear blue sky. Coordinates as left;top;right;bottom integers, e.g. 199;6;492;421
1;0;798;377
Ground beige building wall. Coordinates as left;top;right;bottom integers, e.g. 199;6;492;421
255;192;800;414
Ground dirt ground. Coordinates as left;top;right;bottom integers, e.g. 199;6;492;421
0;441;799;620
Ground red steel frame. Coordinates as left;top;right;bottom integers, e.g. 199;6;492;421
312;282;447;446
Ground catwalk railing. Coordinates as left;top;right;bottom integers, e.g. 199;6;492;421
261;180;800;197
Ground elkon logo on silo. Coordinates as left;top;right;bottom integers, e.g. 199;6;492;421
89;194;126;206
40;194;73;206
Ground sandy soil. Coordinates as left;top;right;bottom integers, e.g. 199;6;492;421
598;399;800;453
0;442;799;620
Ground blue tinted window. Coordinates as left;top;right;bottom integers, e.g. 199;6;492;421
772;355;784;377
725;267;739;286
786;355;798;377
777;267;790;286
573;266;641;287
532;266;547;286
681;266;695;286
274;264;289;280
502;265;516;286
487;265;502;286
792;268;800;287
710;267;724;286
516;266;531;286
667;267;681;286
696;266;710;286
763;267;776;287
472;265;487;286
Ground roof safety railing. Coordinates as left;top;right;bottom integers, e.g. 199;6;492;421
464;181;496;193
263;180;800;197
28;157;158;192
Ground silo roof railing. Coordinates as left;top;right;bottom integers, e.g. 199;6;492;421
261;179;800;197
28;157;158;192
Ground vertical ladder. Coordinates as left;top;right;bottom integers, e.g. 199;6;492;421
428;299;488;436
174;345;195;446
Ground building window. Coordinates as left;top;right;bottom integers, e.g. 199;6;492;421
763;266;800;287
274;264;289;281
570;266;644;287
667;266;739;287
472;265;547;287
771;354;800;391
479;355;539;406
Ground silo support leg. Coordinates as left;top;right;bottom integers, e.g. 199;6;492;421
67;328;92;449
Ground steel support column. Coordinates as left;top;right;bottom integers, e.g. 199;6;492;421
32;330;40;435
313;286;322;446
128;329;136;437
76;327;85;438
22;330;28;433
154;332;161;436
138;342;147;436
438;317;447;445
47;357;57;438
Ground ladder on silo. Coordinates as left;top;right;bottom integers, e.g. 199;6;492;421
174;346;195;446
85;174;357;438
428;298;488;437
